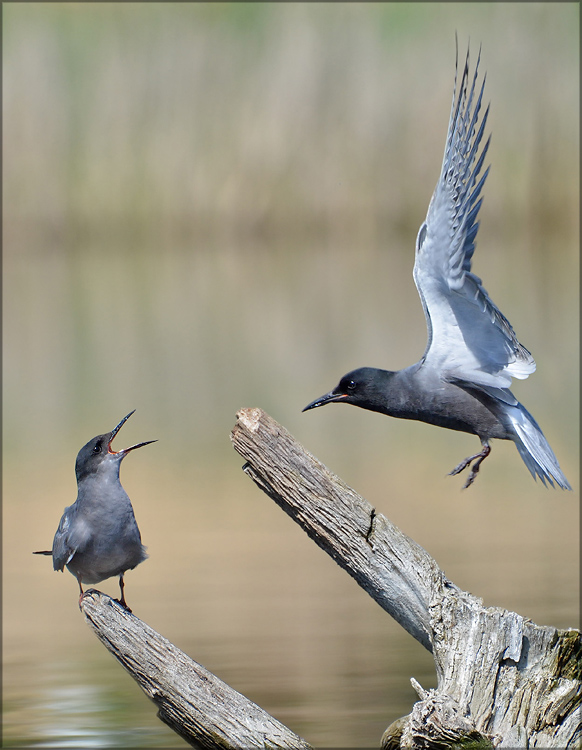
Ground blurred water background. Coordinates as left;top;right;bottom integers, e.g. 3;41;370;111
3;3;579;748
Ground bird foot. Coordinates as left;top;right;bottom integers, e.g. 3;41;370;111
77;587;100;608
449;445;491;489
113;597;132;614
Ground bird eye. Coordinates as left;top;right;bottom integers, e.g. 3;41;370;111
347;380;356;391
93;444;101;454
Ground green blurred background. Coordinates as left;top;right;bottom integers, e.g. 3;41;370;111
3;3;578;747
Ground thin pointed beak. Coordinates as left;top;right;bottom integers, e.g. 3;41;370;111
107;410;157;455
116;439;158;456
109;410;136;443
302;391;348;412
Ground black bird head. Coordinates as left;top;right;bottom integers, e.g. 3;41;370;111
75;410;157;482
303;367;392;414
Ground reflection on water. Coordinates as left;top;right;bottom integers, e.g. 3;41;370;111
10;664;184;748
34;684;156;749
4;3;579;748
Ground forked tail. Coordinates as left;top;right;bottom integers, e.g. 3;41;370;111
509;405;571;490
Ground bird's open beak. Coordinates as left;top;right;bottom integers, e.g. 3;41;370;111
302;390;348;412
117;439;158;455
108;410;157;455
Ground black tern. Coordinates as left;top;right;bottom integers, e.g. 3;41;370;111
303;46;571;490
34;411;156;610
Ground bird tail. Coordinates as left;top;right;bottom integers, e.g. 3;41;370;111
33;550;52;555
508;405;571;490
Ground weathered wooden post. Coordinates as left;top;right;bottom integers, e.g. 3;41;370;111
231;409;580;749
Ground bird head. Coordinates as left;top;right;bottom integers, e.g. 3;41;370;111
303;368;389;413
75;410;157;481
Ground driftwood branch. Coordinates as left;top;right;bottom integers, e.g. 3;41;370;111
80;589;313;750
232;408;444;652
230;408;581;749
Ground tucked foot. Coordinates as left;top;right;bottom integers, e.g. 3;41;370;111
449;444;492;489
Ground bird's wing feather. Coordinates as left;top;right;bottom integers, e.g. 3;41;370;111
51;512;75;571
51;505;89;571
413;43;535;390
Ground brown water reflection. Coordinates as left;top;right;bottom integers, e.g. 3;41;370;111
4;4;579;748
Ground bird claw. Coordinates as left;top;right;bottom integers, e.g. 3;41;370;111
113;597;132;613
460;468;479;490
449;456;474;477
448;445;491;489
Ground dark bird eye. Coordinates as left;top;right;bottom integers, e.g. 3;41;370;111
93;444;101;454
347;380;356;391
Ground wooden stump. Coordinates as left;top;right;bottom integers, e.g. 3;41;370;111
230;409;581;749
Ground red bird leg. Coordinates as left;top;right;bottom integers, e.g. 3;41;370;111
77;574;85;606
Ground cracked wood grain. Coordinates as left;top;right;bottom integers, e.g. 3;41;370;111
231;408;581;749
232;407;445;652
80;589;313;750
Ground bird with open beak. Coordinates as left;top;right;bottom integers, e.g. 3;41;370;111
34;410;156;611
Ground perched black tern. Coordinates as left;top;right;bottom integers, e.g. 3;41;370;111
34;411;156;610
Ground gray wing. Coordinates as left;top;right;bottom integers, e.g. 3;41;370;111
413;44;535;390
51;504;88;572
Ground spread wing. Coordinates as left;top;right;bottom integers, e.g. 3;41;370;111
413;43;535;390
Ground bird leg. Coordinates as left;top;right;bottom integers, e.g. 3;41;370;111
115;574;132;613
77;574;85;606
449;443;491;489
